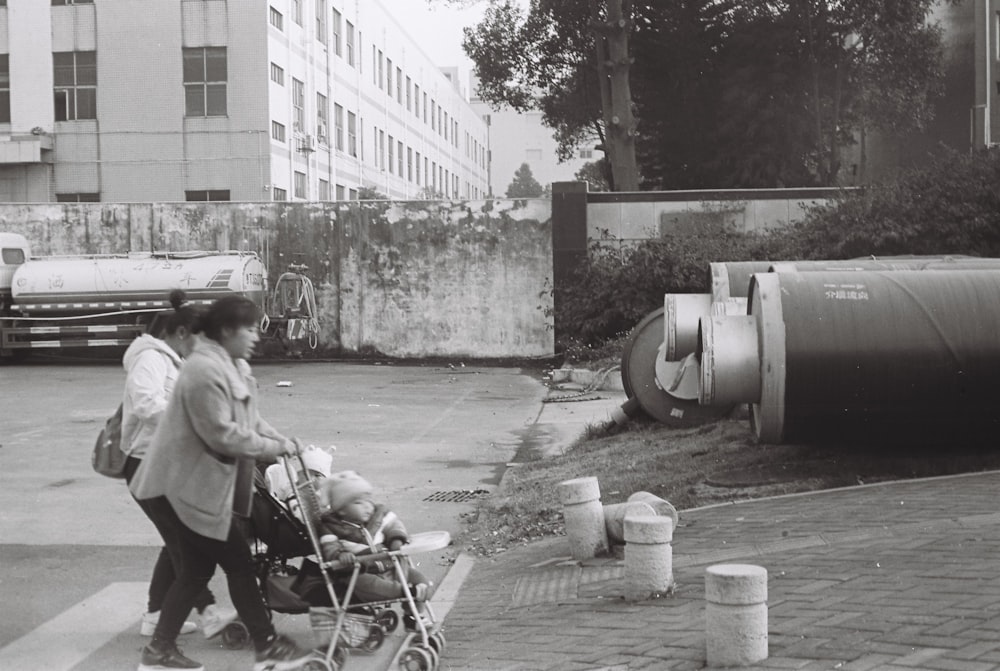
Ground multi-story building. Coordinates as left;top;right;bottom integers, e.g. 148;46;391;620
0;0;490;203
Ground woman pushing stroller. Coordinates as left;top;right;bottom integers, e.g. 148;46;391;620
130;294;313;671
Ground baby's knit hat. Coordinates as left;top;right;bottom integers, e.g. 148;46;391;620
321;470;373;513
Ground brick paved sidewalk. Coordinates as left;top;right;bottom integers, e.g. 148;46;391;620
439;471;1000;671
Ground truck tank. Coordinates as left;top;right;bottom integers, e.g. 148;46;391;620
10;251;265;316
2;251;265;356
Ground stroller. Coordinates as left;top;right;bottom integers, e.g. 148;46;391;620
245;453;449;671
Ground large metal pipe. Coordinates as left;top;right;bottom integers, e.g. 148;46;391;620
702;269;1000;444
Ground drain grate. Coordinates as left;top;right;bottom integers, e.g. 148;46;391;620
423;489;489;503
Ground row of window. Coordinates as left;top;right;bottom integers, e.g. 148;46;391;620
54;191;231;202
0;48;226;123
269;3;472;154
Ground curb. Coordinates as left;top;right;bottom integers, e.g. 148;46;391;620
549;367;624;391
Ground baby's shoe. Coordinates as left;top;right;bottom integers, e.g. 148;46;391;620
199;604;239;639
140;611;197;637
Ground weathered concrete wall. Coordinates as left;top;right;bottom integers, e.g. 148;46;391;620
0;200;554;359
586;188;848;244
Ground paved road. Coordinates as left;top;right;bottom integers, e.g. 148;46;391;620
0;359;557;671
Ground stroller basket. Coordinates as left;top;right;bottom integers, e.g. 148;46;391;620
309;607;377;648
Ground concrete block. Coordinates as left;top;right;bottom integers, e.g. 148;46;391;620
623;514;674;601
705;564;768;667
627;491;679;529
558;477;609;560
604;501;656;545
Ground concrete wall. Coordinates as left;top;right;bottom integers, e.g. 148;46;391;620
585;188;844;244
0;199;553;359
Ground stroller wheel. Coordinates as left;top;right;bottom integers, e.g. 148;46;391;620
359;624;385;653
429;631;446;655
301;657;333;671
220;621;250;650
375;608;400;632
398;645;434;671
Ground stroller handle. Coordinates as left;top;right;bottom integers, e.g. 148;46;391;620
321;550;393;572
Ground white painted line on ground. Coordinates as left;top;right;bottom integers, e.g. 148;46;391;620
429;552;475;622
0;581;146;671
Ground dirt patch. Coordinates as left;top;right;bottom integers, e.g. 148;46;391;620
457;414;1000;557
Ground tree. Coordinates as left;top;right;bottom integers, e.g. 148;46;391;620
575;160;611;192
505;163;544;198
465;0;952;188
464;0;640;190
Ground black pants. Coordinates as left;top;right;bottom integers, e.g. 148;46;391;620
141;495;275;650
125;456;215;614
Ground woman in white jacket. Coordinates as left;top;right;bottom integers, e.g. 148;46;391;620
122;290;235;641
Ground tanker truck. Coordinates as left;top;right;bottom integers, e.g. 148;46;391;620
0;232;266;358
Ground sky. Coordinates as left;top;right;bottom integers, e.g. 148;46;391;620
383;0;487;77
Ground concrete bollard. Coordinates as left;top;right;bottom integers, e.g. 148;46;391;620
705;564;768;667
558;477;609;560
604;501;657;545
627;491;679;529
623;514;674;601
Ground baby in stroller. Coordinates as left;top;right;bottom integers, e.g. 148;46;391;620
316;471;432;607
251;455;446;669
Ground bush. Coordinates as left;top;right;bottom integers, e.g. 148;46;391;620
554;230;793;346
554;146;1000;349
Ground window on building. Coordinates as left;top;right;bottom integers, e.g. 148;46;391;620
56;193;100;202
52;0;94;4
291;0;302;25
372;46;377;86
579;148;593;159
396;67;402;104
387;135;394;175
332;8;342;56
272;120;285;142
432;161;437;191
269;6;283;30
319;179;330;200
317;92;328;143
406;77;411;112
397;140;403;176
185;190;230;201
349;188;358;200
270;62;284;85
413;84;420;118
386;58;392;95
347;111;357;157
335;184;345;200
407;147;413;182
415;151;421;185
315;0;327;43
273;187;287;201
423;92;427;123
431;100;435;131
345;21;355;66
378;130;384;170
334;103;344;151
0;55;9;124
292;78;304;132
54;51;96;121
424;156;429;185
183;47;226;117
294;171;306;198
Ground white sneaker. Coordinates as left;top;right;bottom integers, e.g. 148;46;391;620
199;604;239;639
140;611;197;637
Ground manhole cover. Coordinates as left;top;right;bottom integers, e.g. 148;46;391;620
422;489;489;503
